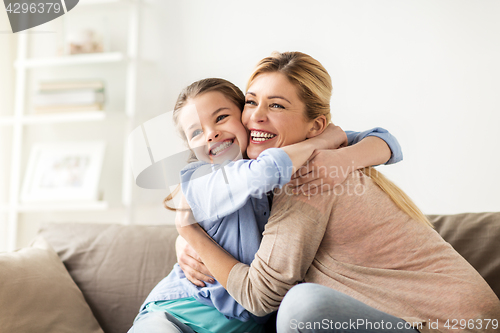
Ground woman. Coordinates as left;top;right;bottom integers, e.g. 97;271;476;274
176;51;500;333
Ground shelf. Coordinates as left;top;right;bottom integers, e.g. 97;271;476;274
78;0;130;6
0;117;15;126
18;201;109;212
15;52;125;69
0;204;9;213
23;111;107;124
3;0;141;251
0;112;106;125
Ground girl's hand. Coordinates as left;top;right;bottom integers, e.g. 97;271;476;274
311;123;348;150
176;235;215;287
289;149;357;195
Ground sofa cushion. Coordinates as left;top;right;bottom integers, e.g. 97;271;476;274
38;223;179;333
0;237;104;333
428;212;500;300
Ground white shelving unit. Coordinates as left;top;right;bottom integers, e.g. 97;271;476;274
18;201;110;213
3;0;141;251
14;52;125;68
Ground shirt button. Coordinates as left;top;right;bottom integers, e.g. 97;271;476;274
264;212;267;216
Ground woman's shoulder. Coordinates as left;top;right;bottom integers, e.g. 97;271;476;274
270;185;338;225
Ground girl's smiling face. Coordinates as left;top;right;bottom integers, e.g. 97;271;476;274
243;72;314;159
179;91;248;164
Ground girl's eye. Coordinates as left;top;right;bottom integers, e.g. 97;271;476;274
245;100;257;106
216;114;228;122
270;103;285;109
191;129;203;139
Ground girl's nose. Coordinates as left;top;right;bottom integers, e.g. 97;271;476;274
206;130;220;142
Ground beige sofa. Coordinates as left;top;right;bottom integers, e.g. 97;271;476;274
1;212;499;333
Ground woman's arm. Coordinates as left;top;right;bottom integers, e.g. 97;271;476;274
175;193;238;288
175;235;214;287
177;190;334;316
177;223;237;288
280;123;347;173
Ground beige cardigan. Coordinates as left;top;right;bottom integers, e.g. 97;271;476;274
227;171;500;333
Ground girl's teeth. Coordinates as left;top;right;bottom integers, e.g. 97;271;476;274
211;140;233;156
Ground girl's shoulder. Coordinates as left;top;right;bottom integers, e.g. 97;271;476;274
180;159;250;183
181;160;207;173
180;160;211;182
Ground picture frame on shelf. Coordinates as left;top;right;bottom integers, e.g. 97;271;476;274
21;141;106;203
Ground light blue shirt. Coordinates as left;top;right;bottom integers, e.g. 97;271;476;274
140;128;402;322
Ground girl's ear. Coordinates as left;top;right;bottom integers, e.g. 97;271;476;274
306;115;328;138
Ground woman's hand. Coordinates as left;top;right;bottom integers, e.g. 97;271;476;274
176;235;214;287
175;192;239;288
290;148;356;195
175;192;215;287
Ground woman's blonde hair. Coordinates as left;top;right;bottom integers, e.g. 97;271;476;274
164;78;245;211
247;51;332;123
249;51;432;228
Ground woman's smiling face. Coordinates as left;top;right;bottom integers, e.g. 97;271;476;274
243;72;313;159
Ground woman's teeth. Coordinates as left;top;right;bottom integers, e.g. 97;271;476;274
211;140;233;156
251;130;276;142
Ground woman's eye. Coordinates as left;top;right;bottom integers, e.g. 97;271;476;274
245;100;257;106
270;103;285;109
191;129;203;139
216;114;228;122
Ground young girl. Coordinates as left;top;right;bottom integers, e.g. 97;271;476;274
129;78;402;333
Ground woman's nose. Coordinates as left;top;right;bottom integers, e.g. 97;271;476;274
250;104;267;123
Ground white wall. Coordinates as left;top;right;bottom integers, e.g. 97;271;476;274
1;0;499;249
155;0;500;214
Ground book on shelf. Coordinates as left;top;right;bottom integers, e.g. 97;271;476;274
34;104;103;114
33;79;105;114
34;89;105;106
38;80;104;91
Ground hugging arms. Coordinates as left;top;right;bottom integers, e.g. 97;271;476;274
175;52;500;333
131;51;500;333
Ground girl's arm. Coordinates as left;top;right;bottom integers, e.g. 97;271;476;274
277;122;346;172
290;127;402;195
182;124;343;223
345;127;402;165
